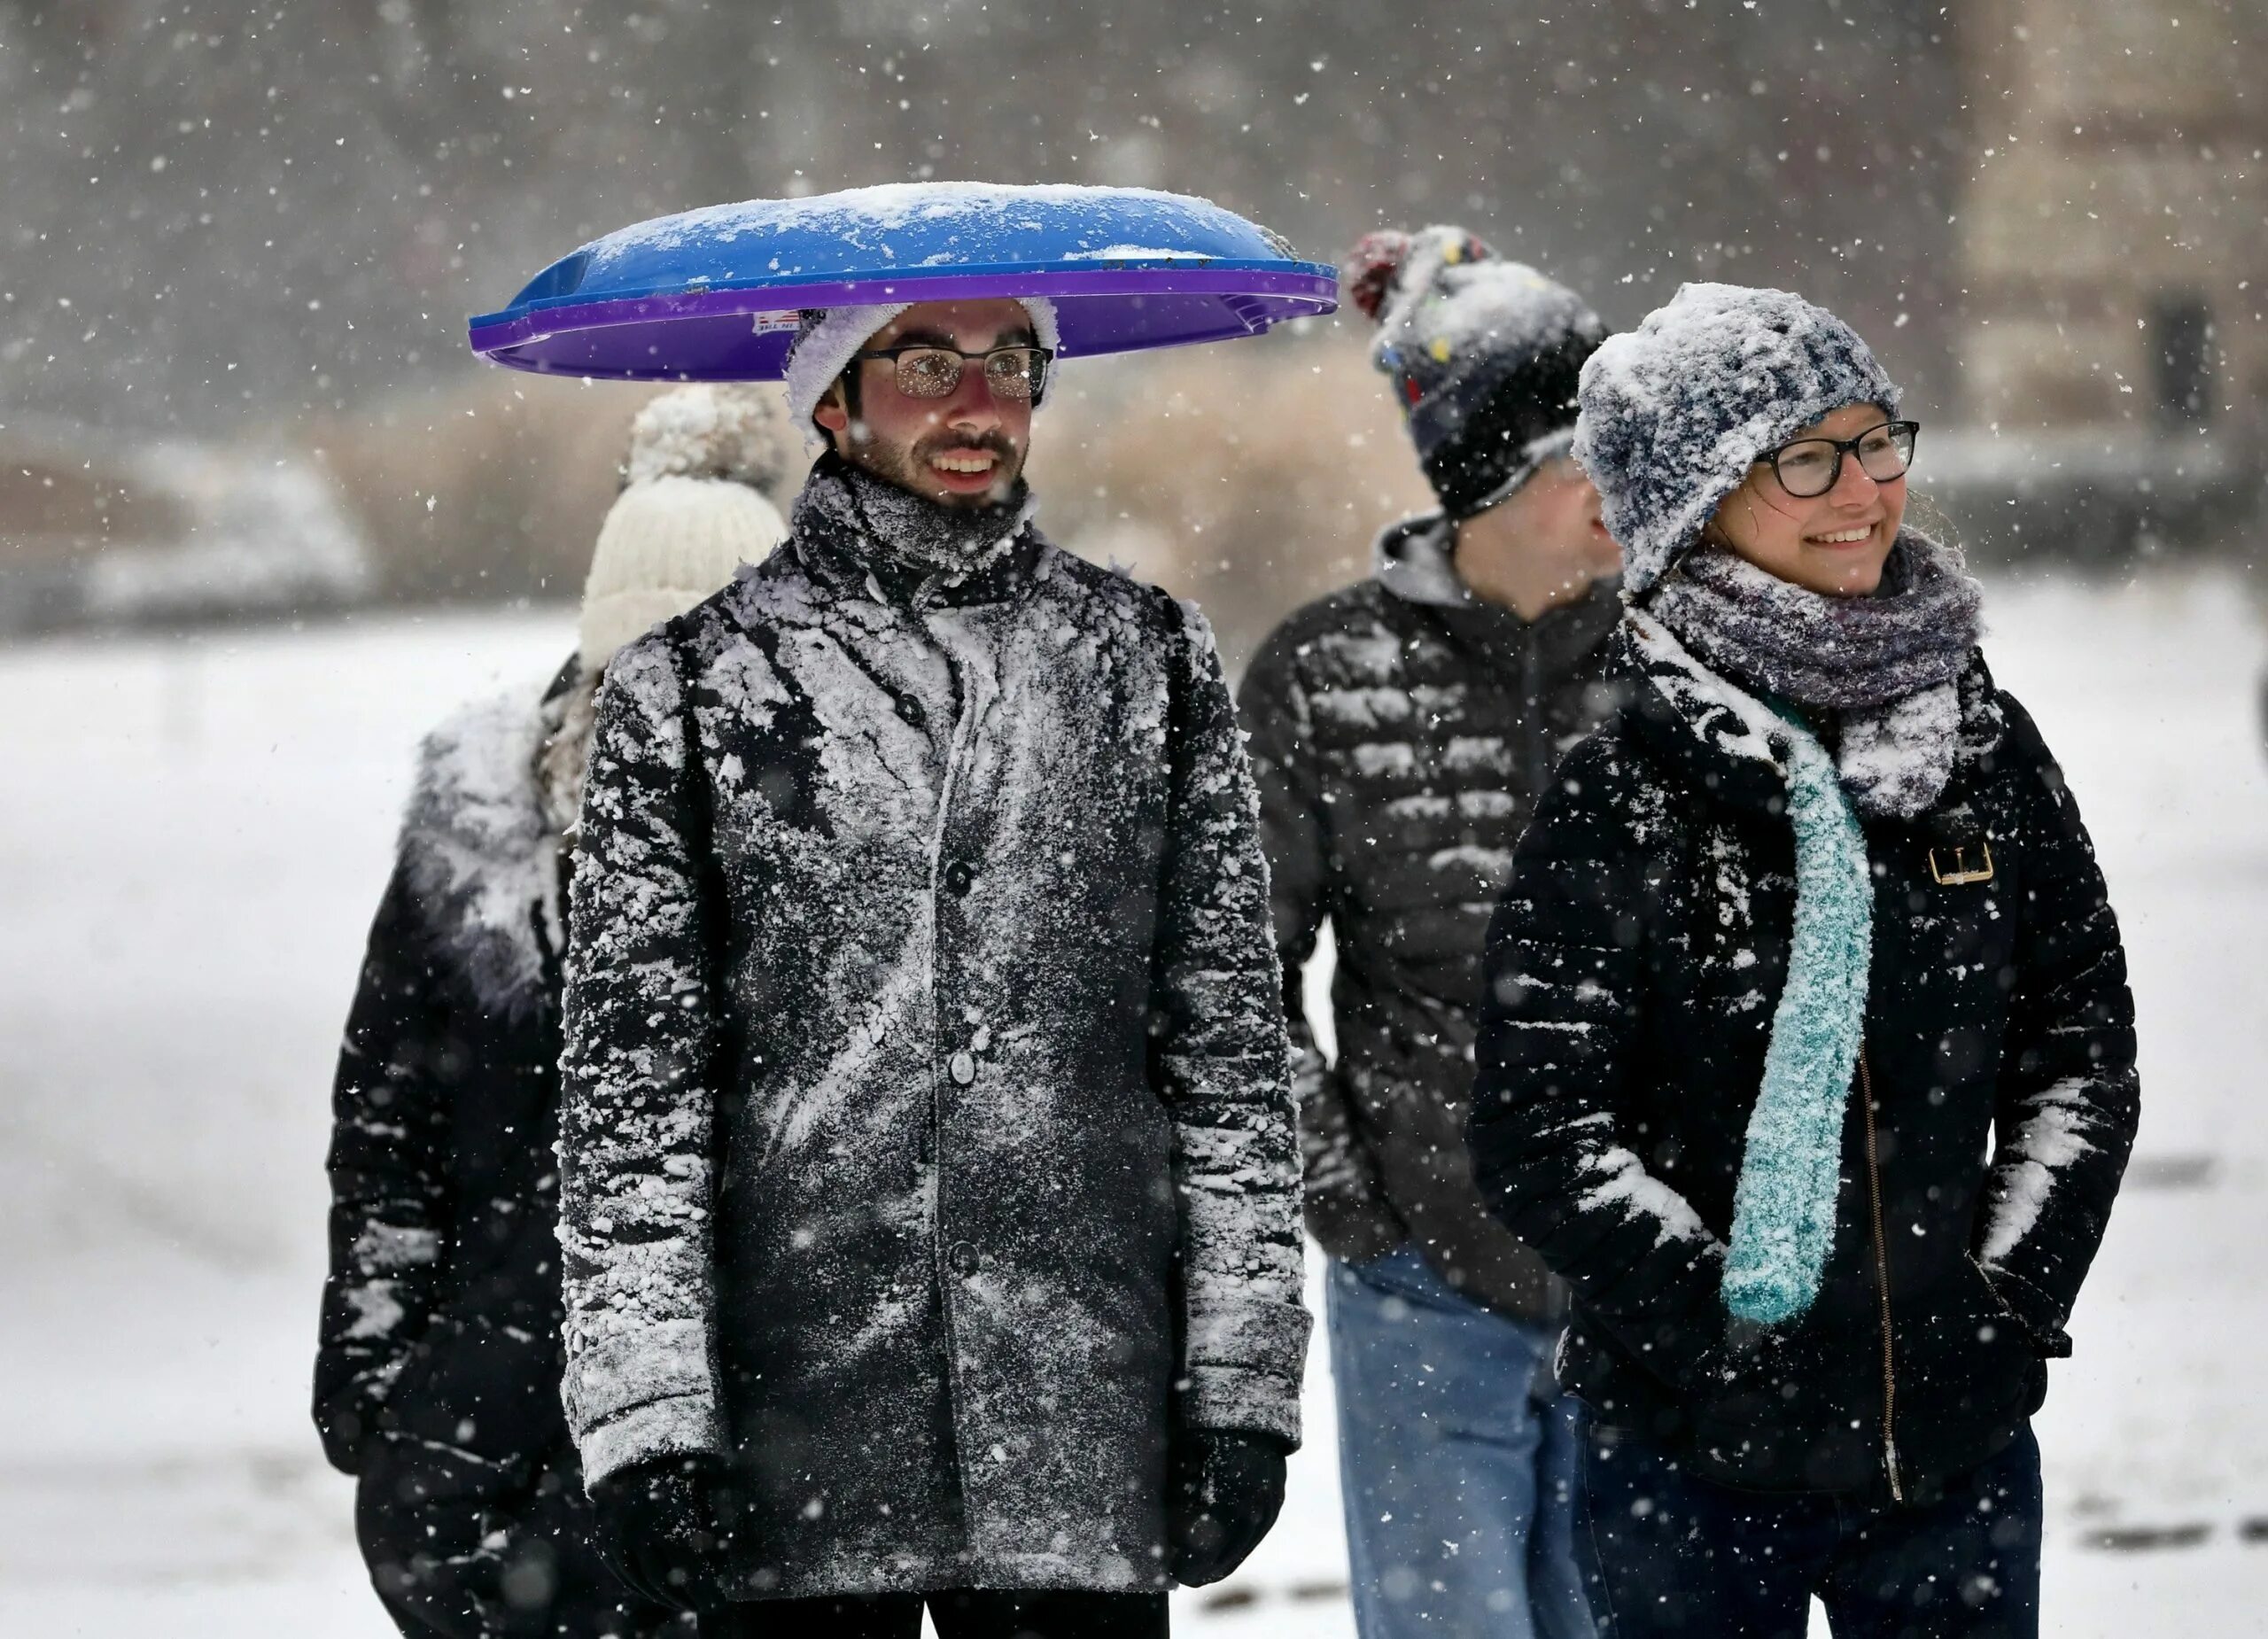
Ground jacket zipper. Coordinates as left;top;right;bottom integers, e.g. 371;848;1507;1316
1857;1049;1905;1503
1518;641;1542;796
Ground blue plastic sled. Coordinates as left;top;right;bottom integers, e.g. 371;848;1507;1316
468;182;1338;381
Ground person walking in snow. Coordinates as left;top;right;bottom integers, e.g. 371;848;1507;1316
1236;226;1619;1639
555;291;1308;1639
1467;284;2140;1636
315;385;796;1638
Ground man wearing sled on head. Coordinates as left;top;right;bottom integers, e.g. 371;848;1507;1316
548;188;1319;1639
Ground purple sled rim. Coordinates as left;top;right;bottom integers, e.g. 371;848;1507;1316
469;264;1337;380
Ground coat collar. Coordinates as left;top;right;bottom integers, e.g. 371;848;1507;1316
1374;512;1471;609
794;522;1048;612
398;666;570;1014
1614;610;2006;821
774;453;1048;616
717;498;1055;644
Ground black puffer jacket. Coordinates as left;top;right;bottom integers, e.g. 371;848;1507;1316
1239;515;1622;1318
559;470;1306;1600
317;667;677;1639
1468;614;2139;1503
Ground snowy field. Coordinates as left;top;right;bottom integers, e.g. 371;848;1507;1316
2;570;2264;1635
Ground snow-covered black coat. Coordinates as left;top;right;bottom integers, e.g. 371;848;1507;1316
1468;621;2139;1503
558;498;1307;1600
1238;515;1623;1318
317;670;673;1638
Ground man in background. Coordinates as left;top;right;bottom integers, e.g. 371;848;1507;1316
1237;227;1620;1639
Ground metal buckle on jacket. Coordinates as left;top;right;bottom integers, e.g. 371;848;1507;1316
1928;839;1995;885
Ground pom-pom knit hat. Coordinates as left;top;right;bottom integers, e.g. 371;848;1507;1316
621;380;798;492
579;384;794;669
781;297;1061;447
1574;282;1901;598
1345;225;1607;519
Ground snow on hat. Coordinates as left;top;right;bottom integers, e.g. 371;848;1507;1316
1574;282;1901;598
781;296;1062;447
1347;225;1607;518
620;379;798;492
578;384;793;669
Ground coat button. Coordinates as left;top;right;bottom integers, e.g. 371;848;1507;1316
949;1050;976;1085
950;1242;979;1277
944;860;974;897
896;694;926;726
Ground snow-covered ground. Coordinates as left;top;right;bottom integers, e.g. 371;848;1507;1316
1;571;2262;1635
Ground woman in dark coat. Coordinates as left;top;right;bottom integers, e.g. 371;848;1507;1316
1466;284;2138;1638
314;385;791;1637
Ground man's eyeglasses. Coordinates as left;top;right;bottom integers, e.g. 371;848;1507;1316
850;344;1053;404
1755;421;1919;499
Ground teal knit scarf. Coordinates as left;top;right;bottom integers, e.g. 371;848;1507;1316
1625;610;1877;1326
1720;703;1873;1324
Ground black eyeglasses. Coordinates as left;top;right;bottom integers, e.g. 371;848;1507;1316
849;344;1053;403
1755;420;1919;499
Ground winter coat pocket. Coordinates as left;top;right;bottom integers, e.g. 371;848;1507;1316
1682;1331;1877;1495
1894;1255;2044;1488
316;1371;396;1475
384;1309;569;1476
1970;1254;2053;1417
355;1431;553;1639
1299;1060;1410;1265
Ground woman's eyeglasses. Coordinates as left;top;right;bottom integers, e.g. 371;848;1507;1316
850;344;1054;404
1756;421;1919;499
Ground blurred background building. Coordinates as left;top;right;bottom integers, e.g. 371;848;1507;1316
1938;0;2268;560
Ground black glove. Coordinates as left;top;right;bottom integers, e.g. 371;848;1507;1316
1166;1428;1288;1587
586;1453;734;1614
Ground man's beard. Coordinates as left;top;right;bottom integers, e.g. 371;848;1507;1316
846;424;1025;509
807;441;1035;583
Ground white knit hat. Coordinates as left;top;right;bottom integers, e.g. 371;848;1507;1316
781;297;1061;447
578;385;795;669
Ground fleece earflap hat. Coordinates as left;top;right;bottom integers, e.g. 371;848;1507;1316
1573;282;1902;598
578;383;796;669
781;297;1062;447
1345;225;1607;519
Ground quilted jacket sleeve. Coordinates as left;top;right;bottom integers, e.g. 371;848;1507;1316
1152;602;1312;1449
315;860;456;1473
1975;694;2140;1355
1235;626;1406;1263
557;633;727;1486
1468;732;1728;1390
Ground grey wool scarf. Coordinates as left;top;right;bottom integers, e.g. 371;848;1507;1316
1646;532;1983;818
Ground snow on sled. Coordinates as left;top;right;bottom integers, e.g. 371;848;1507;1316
468;183;1339;382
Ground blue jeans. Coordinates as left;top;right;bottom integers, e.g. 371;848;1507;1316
1326;1246;1596;1639
1573;1410;2042;1638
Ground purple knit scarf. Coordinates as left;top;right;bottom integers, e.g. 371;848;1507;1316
1646;532;1983;817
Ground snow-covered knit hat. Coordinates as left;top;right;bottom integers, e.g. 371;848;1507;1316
781;297;1062;447
1574;282;1902;598
619;379;797;492
578;384;793;669
1346;225;1607;519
